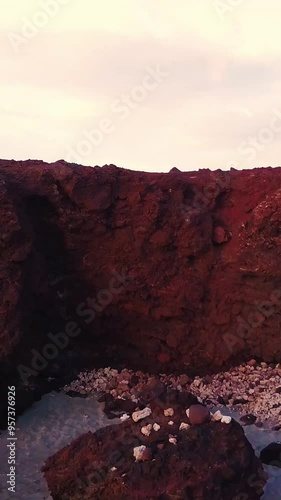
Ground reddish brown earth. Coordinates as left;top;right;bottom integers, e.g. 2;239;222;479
1;160;281;425
42;387;266;499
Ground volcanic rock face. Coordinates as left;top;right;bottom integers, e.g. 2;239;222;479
260;442;281;468
1;160;281;393
42;390;266;499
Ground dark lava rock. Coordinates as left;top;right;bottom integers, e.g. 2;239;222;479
65;390;87;399
204;398;216;405
217;395;227;405
98;393;138;419
138;378;166;405
240;414;257;426
42;404;266;499
260;442;281;468
233;398;248;405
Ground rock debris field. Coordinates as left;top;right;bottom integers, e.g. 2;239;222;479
64;359;281;429
40;358;281;499
59;359;281;497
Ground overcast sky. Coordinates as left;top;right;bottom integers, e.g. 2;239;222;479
1;0;281;172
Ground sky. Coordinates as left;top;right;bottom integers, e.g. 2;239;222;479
1;0;281;172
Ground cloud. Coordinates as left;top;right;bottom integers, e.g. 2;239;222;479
1;0;281;171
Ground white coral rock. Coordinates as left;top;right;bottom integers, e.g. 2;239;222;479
169;436;177;445
164;408;174;417
179;422;190;431
141;424;152;436
120;413;130;422
132;407;152;422
212;410;223;421
221;415;232;424
153;423;160;431
133;445;150;462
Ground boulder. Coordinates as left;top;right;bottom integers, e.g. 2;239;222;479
188;404;210;425
260;442;281;468
42;401;266;499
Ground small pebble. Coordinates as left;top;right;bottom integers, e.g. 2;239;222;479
169;436;177;445
164;408;174;417
141;424;152;436
133;445;151;462
120;413;130;422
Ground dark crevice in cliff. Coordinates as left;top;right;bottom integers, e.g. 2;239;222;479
11;195;70;367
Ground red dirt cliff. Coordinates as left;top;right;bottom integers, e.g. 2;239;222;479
1;160;281;422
